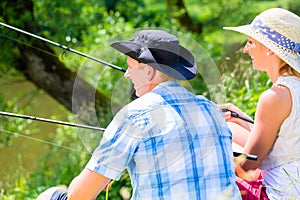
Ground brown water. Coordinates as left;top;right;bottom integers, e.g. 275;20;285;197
0;77;69;188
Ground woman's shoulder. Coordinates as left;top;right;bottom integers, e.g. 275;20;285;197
257;85;291;122
263;82;290;100
259;85;290;108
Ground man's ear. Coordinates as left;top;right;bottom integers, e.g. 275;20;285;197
146;65;156;81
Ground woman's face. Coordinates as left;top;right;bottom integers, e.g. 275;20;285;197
243;37;270;71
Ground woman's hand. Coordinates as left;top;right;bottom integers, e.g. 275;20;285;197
218;103;254;131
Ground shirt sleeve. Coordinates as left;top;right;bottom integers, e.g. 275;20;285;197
85;108;141;180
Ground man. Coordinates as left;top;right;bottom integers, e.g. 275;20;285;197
38;30;241;199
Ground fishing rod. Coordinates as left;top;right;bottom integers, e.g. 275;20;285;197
220;109;258;160
0;110;258;160
0;22;126;73
0;111;105;131
233;152;258;161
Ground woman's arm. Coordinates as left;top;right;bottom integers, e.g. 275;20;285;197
241;85;291;170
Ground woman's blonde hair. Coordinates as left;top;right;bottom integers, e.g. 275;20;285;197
280;64;300;78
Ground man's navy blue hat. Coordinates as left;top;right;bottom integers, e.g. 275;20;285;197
111;30;197;80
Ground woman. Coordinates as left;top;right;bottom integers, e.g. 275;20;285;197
221;8;300;199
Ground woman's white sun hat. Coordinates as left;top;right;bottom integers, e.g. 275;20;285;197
224;8;300;73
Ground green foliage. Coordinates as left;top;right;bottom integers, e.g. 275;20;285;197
221;48;272;118
0;176;31;200
2;0;300;199
0;95;37;149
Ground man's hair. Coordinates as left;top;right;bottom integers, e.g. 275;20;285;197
154;66;174;82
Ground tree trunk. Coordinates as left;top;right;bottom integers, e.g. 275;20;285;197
166;0;203;33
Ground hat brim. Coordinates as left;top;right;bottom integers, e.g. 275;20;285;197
111;40;197;80
224;25;300;73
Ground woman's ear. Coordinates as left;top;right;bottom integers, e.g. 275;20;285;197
267;49;275;56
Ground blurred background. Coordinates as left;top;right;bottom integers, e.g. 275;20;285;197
0;0;299;199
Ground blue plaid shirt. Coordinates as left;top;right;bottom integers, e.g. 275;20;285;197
86;81;241;200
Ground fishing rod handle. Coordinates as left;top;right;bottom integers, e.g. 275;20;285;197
233;152;258;161
222;109;254;124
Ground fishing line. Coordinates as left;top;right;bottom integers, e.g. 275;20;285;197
0;128;91;155
0;32;59;58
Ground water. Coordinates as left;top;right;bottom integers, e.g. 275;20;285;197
0;77;69;188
